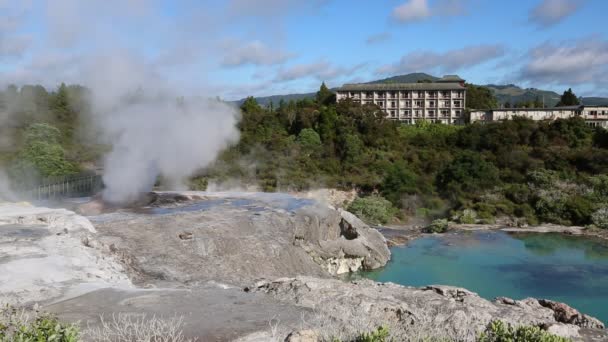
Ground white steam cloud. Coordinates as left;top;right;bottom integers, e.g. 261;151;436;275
82;52;240;204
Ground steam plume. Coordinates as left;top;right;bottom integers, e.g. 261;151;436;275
82;52;240;204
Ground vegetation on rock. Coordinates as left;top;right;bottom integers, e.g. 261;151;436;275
347;195;397;225
479;321;570;342
0;305;79;342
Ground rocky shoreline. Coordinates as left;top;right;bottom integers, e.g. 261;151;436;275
378;221;608;248
1;193;606;341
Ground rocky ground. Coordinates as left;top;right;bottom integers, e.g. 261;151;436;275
1;192;607;341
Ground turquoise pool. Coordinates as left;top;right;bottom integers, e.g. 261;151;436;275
363;231;608;324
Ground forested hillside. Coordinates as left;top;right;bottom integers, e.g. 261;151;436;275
3;83;608;229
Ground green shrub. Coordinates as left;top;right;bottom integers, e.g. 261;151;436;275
458;209;477;224
348;195;397;225
478;320;570;342
515;204;539;226
0;305;79;342
354;326;390;342
416;207;431;218
10;123;78;179
564;196;594;226
426;218;449;233
591;208;608;229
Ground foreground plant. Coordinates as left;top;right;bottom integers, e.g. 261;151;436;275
0;305;79;342
478;320;570;342
84;313;196;342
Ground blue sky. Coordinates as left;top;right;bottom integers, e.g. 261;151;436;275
1;0;607;99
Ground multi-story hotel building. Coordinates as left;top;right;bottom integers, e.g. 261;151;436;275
335;75;467;125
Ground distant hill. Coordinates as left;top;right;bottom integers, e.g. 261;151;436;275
367;72;438;84
237;73;608;108
485;84;562;107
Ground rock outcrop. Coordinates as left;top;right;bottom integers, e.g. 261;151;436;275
0;203;131;306
250;276;607;341
88;192;390;287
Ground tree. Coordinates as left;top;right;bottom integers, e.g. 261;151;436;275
297;128;322;156
316;82;335;105
436;151;500;196
504;101;511;108
11;123;78;178
50;83;76;122
556;88;580;107
381;161;418;206
465;84;498;109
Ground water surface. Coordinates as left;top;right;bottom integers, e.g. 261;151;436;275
363;231;608;324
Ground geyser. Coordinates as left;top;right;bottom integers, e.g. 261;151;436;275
82;52;240;204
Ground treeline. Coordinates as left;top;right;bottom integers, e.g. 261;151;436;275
204;84;608;228
3;82;608;229
0;83;100;182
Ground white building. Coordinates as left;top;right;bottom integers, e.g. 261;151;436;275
470;105;608;128
335;75;466;125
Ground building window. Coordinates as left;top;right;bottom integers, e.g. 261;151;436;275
442;91;450;98
429;101;436;107
377;101;385;107
417;91;425;98
454;110;462;117
365;101;372;105
390;101;397;108
454;100;462;107
366;92;373;99
444;100;450;107
390;110;396;118
414;110;421;116
428;91;437;98
428;110;435;116
415;100;423;107
400;91;410;98
389;92;397;99
441;109;449;116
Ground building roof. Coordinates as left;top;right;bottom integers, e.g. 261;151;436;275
471;106;582;112
336;82;465;92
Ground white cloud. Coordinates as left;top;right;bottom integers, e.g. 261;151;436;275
221;40;294;67
529;0;584;27
275;60;367;82
392;0;430;23
520;37;608;86
378;45;505;75
392;0;465;23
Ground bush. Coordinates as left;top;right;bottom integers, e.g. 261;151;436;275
0;305;79;342
10;123;78;179
458;209;477;224
564;196;594;226
425;219;449;233
478;320;570;342
348;195;397;225
591;208;608;229
354;326;390;342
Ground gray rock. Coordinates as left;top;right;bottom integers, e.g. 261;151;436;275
250;276;607;341
89;192;390;287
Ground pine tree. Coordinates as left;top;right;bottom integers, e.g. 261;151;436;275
556;88;580;107
316;82;335;105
